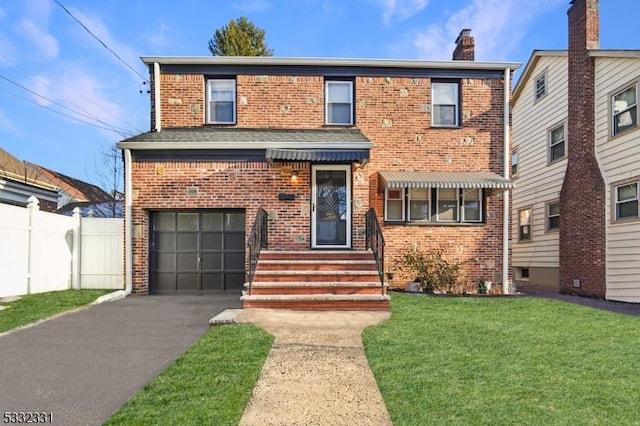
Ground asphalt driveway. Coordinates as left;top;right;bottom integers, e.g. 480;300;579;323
0;293;242;426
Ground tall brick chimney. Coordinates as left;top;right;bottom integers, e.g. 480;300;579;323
559;0;606;298
452;29;474;61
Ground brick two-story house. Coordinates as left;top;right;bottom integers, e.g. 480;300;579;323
118;31;518;309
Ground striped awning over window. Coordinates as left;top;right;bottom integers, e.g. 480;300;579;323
378;171;514;189
265;148;369;162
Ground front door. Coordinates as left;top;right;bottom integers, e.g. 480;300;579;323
311;165;351;248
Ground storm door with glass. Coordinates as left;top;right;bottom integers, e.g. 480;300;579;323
311;165;351;248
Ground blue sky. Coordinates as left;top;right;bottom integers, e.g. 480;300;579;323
0;0;638;189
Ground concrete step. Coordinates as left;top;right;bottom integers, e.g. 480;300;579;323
259;250;375;261
240;293;391;311
246;281;387;295
256;259;377;271
253;270;380;282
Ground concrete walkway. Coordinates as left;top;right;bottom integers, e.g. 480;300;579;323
232;309;392;426
0;293;241;426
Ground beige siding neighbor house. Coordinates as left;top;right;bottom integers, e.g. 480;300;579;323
512;0;640;302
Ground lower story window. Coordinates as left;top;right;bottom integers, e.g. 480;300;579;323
518;208;532;241
547;202;560;230
384;187;483;224
615;181;639;221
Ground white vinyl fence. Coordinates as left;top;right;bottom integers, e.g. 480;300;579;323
0;197;123;298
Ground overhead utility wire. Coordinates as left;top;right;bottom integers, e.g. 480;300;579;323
0;72;134;135
53;0;148;82
0;52;142;133
0;86;133;137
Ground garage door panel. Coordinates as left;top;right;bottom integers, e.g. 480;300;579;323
177;233;198;250
177;253;198;270
202;213;224;231
177;273;199;291
201;233;223;250
156;253;176;271
155;273;177;292
202;273;224;291
177;213;199;231
155;233;176;250
225;213;245;231
224;233;245;250
153;212;175;231
225;273;245;291
201;253;222;270
225;252;245;269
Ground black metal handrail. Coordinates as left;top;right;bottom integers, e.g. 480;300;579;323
365;208;385;290
247;207;268;295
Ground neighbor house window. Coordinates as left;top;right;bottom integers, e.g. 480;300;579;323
383;187;484;224
462;189;482;222
408;188;430;221
516;268;530;280
549;124;566;162
615;182;639;221
547;202;560;230
207;79;236;124
385;188;404;221
518;208;532;241
325;80;353;125
432;81;459;127
612;84;638;136
512;149;519;177
535;70;547;101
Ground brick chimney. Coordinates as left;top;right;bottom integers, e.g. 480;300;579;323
559;0;605;298
452;29;474;61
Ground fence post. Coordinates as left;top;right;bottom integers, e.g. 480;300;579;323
72;207;81;290
26;196;40;295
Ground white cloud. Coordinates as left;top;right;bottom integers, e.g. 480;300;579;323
412;0;565;61
378;0;430;25
233;0;271;13
18;19;59;60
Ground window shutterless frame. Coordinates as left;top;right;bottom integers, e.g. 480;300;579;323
384;188;405;221
614;181;639;221
534;70;547;101
611;83;638;136
436;188;459;222
408;188;430;221
518;207;532;241
462;188;482;222
546;201;560;231
431;81;460;127
206;79;236;124
548;124;566;163
325;80;353;125
511;149;519;178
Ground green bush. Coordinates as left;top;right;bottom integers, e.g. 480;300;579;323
400;246;462;293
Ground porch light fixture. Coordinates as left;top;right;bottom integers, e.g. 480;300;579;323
291;170;299;181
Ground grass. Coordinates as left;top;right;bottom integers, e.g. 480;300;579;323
0;289;111;333
105;324;273;426
363;293;640;426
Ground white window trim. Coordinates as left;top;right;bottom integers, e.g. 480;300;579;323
518;207;532;241
546;201;560;231
435;188;459;222
611;83;638;137
462;188;482;223
534;70;547;101
431;82;459;127
325;80;354;125
614;181;639;221
384;188;405;222
206;79;236;124
548;124;566;163
408;188;430;222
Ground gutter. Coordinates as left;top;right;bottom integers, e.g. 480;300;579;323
502;68;511;294
154;62;161;132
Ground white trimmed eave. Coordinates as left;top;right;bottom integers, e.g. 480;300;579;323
117;140;373;150
140;56;520;71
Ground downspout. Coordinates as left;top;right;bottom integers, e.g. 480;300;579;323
124;148;133;295
154;62;161;132
502;68;511;294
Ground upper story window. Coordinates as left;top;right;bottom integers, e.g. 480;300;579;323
325;80;353;125
549;124;566;163
384;187;482;224
534;70;547;101
207;79;236;124
432;81;459;127
511;149;519;178
612;83;637;136
614;181;639;221
518;208;532;241
547;201;560;231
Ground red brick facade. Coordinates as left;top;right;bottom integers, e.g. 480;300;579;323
559;0;606;297
126;58;514;294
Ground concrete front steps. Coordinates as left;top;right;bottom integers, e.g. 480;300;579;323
241;250;390;311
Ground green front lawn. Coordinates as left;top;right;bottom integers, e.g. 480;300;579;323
363;293;640;425
105;324;273;426
0;289;111;333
